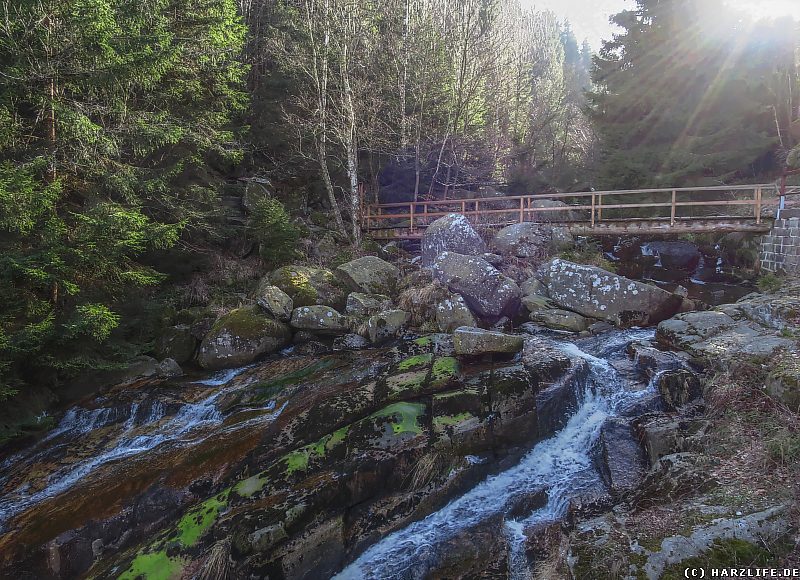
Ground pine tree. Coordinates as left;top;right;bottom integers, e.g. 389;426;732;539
0;0;247;393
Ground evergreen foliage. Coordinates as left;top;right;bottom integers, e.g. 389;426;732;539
590;0;798;188
0;0;247;392
249;197;302;269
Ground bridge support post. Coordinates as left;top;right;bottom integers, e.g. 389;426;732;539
670;190;676;226
759;210;800;274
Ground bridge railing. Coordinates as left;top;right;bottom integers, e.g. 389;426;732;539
363;184;778;235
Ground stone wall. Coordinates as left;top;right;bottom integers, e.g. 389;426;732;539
760;209;800;274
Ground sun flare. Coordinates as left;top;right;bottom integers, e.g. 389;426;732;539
724;0;799;20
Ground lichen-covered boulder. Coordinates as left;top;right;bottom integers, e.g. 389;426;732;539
197;305;292;370
253;280;293;321
490;223;574;258
540;258;682;327
154;324;197;364
453;327;524;356
336;256;400;295
421;213;487;267
345;292;392;317
270;265;347;310
657;310;794;359
433;252;522;322
435;294;478;333
367;309;410;344
290;305;350;335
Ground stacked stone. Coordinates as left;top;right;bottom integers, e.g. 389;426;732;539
760;209;800;274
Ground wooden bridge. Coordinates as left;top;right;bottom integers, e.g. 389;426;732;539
363;184;781;239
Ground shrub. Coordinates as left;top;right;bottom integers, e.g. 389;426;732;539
756;273;783;293
248;198;301;269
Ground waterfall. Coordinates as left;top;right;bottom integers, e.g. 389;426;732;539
335;329;656;580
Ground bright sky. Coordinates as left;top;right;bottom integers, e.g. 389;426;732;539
527;0;799;51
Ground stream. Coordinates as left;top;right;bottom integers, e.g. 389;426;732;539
0;325;684;578
335;329;657;579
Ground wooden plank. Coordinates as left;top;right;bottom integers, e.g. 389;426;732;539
670;190;676;226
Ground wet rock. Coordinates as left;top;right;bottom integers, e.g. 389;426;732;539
421;213;487;267
594;418;647;498
154;324;197;364
588;321;614;335
336;256;400;295
435;294;478;333
535;361;587;437
453;327;524;356
540;258;682;327
333;333;369;350
156;358;183;378
626;341;687;375
290;305;350;335
270;264;347;310
253;281;294;321
490;222;573;258
643;241;701;271
367;309;410;344
345;292;392;317
197;305;292;370
656;369;703;411
521;336;572;380
46;530;93;579
433;252;522;322
530;308;589;333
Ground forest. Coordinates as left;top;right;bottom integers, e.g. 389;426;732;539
0;0;798;399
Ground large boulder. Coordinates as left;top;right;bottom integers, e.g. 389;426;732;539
435;294;478;333
530;308;589;333
253;281;293;321
197;305;292;370
490;223;573;258
593;418;648;498
453;327;524;356
642;241;701;271
154;324;197;364
336;256;400;295
656;369;703;411
433;252;522;322
540;258;682;327
270;265;347;310
345;292;392;317
367;309;410;344
290;305;350;335
421;213;487;267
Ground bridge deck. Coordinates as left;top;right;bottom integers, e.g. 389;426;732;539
364;185;779;240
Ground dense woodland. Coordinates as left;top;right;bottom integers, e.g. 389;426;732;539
0;0;798;399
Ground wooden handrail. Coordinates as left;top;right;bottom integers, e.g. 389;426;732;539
363;184;779;236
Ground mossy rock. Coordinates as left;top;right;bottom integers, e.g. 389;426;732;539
197;305;292;370
270;265;347;310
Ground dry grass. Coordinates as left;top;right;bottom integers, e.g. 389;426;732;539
407;451;449;490
397;281;450;327
206;254;263;286
198;539;232;580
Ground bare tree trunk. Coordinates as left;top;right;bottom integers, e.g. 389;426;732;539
341;40;361;245
306;0;346;235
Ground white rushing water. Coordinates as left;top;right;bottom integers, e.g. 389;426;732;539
0;364;271;531
336;329;655;580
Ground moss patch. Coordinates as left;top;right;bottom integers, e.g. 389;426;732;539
661;539;776;579
433;412;474;428
210;305;283;341
118;551;185;580
430;357;459;387
271;266;319;306
397;353;433;372
284;425;351;476
175;489;230;547
372;402;425;436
